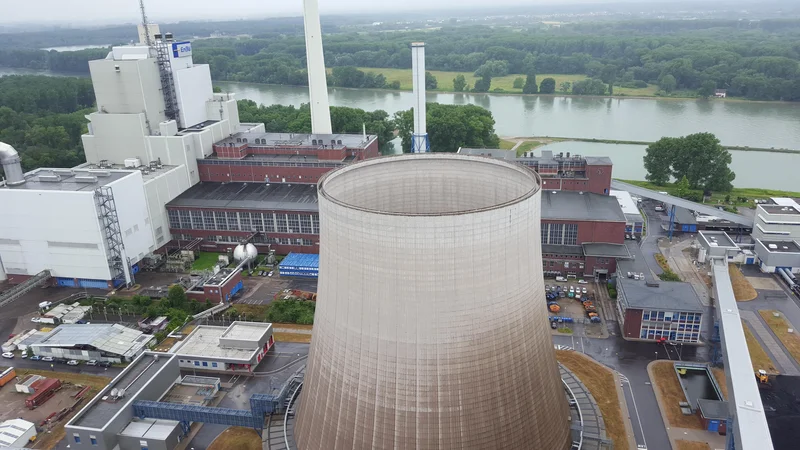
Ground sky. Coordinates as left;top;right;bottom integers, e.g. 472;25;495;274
6;0;677;26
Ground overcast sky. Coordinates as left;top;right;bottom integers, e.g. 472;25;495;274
7;0;675;25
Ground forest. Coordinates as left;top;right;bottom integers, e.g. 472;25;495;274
3;20;800;100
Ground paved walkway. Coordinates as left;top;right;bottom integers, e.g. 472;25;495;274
662;238;711;306
740;310;800;375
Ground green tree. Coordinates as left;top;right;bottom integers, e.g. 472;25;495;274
166;285;188;310
675;175;690;198
212;86;222;93
643;137;679;185
394;103;501;153
522;73;538;94
425;72;438;90
474;60;509;78
698;80;717;98
644;133;735;192
660;74;677;93
473;76;491;93
539;78;556;94
513;77;524;89
559;81;571;93
453;74;467;92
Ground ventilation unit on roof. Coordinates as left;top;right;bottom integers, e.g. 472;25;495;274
90;170;111;177
74;175;98;183
38;174;62;182
768;244;778;250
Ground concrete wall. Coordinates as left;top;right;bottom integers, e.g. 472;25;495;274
754;240;800;271
112;172;155;264
754;206;800;241
297;154;571;450
90;58;166;126
83;113;151;165
0;189;110;279
118;421;182;450
174;65;213;128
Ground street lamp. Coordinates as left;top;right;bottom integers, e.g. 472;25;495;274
654;351;658;360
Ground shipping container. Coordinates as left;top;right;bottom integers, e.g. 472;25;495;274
15;375;44;394
25;378;61;409
0;367;15;387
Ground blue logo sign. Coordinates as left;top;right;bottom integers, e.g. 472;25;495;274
172;41;192;58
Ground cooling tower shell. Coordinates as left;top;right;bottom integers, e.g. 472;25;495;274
295;154;571;450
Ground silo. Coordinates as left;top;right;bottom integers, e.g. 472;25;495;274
295;154;571;450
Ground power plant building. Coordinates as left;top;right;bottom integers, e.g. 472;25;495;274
295;154;571;449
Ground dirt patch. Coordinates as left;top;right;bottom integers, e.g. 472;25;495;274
711;368;729;400
676;441;711;450
273;332;312;344
742;321;779;374
555;350;630;450
154;337;178;352
273;323;313;331
759;310;800;366
650;361;703;429
729;264;757;301
207;426;262;450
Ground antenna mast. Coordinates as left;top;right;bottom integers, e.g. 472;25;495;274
139;0;153;48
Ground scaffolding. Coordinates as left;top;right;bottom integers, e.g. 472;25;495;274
94;187;130;287
155;38;180;128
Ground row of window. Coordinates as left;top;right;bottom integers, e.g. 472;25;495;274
642;311;702;323
181;359;219;368
176;234;316;247
639;328;700;343
545;260;585;269
541;223;579;246
199;159;344;168
169;210;320;234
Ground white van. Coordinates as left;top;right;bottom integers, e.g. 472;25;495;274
555;276;567;282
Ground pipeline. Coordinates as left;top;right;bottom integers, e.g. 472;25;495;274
777;268;797;288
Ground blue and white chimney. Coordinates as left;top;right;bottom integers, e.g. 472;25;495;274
410;42;429;153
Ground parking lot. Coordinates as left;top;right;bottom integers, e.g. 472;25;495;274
544;281;608;338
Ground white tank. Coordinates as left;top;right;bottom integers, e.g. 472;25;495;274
233;244;247;262
245;243;258;260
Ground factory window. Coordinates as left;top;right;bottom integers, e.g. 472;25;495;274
227;212;240;231
90;436;97;446
194;361;200;366
287;214;300;233
240;212;253;231
563;224;578;245
302;239;313;246
251;213;264;232
540;223;549;244
280;238;291;245
212;362;218;368
179;210;192;229
275;214;288;233
549;223;564;245
203;211;215;230
190;211;203;230
202;362;208;367
296;238;303;245
168;210;180;229
311;214;320;234
299;215;313;234
643;312;650;320
215;211;228;230
74;434;81;443
264;213;275;233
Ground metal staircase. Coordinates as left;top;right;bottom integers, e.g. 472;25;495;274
94;187;131;287
155;38;180;128
0;270;52;308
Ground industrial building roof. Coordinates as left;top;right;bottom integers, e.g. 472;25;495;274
582;243;632;258
541;191;626;222
70;353;174;429
2;168;132;192
43;302;91;323
699;231;739;250
617;275;703;312
216;132;376;149
458;148;516;160
759;240;800;253
697;399;729;420
32;324;154;358
609;190;645;227
0;418;35;447
279;253;320;270
119;418;180;440
671;206;697;225
762;205;800;215
541;244;584;256
169;323;272;362
167;182;318;211
457;148;614;167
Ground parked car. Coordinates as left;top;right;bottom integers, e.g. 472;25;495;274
85;360;98;366
555;276;567;282
20;352;27;359
578;279;588;284
582;287;588;294
268;271;274;277
550;320;558;329
30;317;40;323
569;286;575;293
41;356;54;362
29;355;42;361
66;360;79;366
1;352;13;359
99;361;112;368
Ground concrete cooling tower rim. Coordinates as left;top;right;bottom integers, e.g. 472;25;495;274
318;153;542;216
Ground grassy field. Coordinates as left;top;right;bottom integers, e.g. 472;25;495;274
759;310;800;365
274;332;313;343
651;361;704;429
207;427;262;450
618;179;800;208
729;264;757;301
556;350;630;450
499;139;516;150
676;441;711;450
192;251;220;271
515;140;545;156
742;321;779;374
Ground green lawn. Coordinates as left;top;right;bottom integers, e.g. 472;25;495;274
516;140;545;156
618;179;800;208
192;252;221;271
499;139;516;150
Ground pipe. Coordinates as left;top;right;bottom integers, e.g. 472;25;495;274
0;142;25;186
777;268;796;288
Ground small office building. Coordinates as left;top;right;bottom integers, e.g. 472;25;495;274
752;199;800;242
169;321;274;372
697;231;752;264
754;239;800;274
610;190;644;237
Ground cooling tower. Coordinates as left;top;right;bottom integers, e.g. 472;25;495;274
295;154;571;450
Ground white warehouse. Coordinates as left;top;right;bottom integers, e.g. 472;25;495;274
0;27;260;288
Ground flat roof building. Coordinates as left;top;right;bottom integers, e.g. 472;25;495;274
30;324;155;363
754;239;800;273
168;321;274;372
697;231;752;264
753;199;800;242
0;418;36;448
610;190;644;236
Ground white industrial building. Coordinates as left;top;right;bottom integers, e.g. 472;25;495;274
752;198;800;242
0;26;260;288
30;323;155;363
0;418;36;448
168;321;274;372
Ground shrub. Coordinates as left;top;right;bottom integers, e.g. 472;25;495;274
659;272;681;282
266;299;316;325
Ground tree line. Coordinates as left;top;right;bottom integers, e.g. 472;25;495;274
4;20;800;100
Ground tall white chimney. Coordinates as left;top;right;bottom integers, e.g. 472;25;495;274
411;42;429;153
303;0;333;135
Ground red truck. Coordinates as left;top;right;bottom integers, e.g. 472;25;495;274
25;378;61;409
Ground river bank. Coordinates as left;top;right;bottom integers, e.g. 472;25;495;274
504;136;800;154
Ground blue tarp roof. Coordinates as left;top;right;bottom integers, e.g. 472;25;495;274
279;253;319;271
